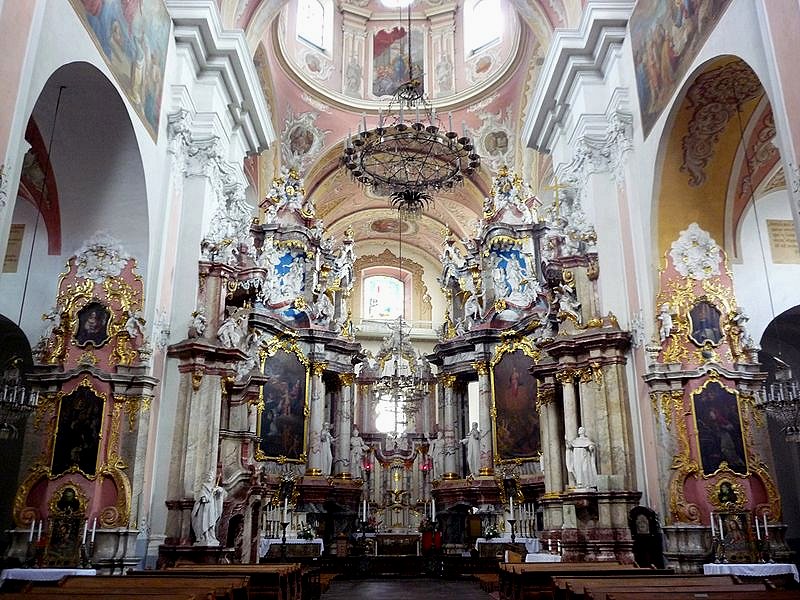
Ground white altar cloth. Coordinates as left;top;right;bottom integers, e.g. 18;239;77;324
258;537;324;558
1;568;96;583
703;562;798;581
525;553;562;563
475;536;540;553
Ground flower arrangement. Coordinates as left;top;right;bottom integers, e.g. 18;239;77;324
483;524;500;539
297;521;315;540
418;518;435;533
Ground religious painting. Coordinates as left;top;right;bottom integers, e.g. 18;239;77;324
52;385;105;477
258;349;309;461
718;511;754;563
688;300;723;346
75;301;111;347
491;348;539;461
630;0;733;138
45;515;83;567
692;380;747;476
482;130;509;157
372;27;424;97
68;0;171;139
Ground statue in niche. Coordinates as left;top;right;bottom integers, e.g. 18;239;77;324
188;310;207;338
565;427;598;489
461;422;481;477
350;427;370;478
657;303;674;342
440;231;464;287
320;422;335;476
426;431;444;479
217;310;246;349
191;472;227;546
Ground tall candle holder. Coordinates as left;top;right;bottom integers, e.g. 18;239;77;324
80;540;95;568
712;535;729;563
757;538;773;563
507;519;517;544
280;521;290;559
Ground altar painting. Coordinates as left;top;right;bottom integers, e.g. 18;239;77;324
491;349;539;461
68;0;171;139
372;27;424;97
259;350;308;461
692;380;747;476
51;385;105;477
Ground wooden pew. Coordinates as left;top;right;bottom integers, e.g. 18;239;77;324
552;574;740;600
144;563;302;600
584;583;768;600
11;590;202;600
605;591;800;600
54;574;251;600
499;562;671;600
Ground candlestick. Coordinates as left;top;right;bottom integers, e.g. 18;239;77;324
29;519;34;542
509;496;514;520
91;517;97;543
710;512;715;537
557;540;562;554
361;112;367;132
448;112;453;132
755;516;761;540
718;515;724;541
431;497;435;520
763;513;768;539
82;520;88;545
362;499;367;521
37;521;42;541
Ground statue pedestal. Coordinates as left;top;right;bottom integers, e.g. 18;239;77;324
157;544;233;568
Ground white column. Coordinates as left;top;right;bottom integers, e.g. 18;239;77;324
474;361;494;475
440;375;458;478
306;362;327;475
336;373;355;477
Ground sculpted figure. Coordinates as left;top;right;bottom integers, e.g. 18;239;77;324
565;427;598;489
657;303;674;342
191;473;227;546
460;422;481;477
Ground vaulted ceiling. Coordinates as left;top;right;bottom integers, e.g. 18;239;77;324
218;0;584;263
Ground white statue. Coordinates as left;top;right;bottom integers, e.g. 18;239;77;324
257;236;282;281
565;427;598;489
189;310;207;338
191;473;227;546
280;258;305;300
657;303;674;342
125;310;146;339
426;431;444;480
312;285;335;327
440;232;464;287
320;422;335;476
217;312;244;348
350;427;370;478
460;422;481;478
41;306;62;340
333;229;355;288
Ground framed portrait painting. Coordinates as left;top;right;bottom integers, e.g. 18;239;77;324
51;385;105;477
258;349;309;461
491;348;540;461
75;301;111;348
688;300;723;346
692;380;747;476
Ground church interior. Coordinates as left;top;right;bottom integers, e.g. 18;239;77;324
1;0;800;593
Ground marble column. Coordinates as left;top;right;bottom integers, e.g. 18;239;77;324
558;369;578;488
474;361;494;475
336;373;355;478
306;362;327;475
545;393;563;493
440;375;458;479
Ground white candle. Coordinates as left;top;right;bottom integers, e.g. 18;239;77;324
509;497;514;520
29;519;34;542
431;497;435;520
448;112;453;132
361;112;367;132
718;516;724;541
710;512;716;537
378;109;383;129
557;540;562;554
363;499;367;520
37;521;42;541
91;517;97;543
755;516;761;540
763;514;768;539
82;520;88;544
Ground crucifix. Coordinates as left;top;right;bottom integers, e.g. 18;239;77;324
544;178;571;218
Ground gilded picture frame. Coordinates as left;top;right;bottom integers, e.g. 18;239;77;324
692;379;748;476
51;382;106;477
257;343;310;463
490;341;540;463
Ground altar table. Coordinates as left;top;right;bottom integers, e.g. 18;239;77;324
703;562;799;582
258;537;324;558
525;553;562;563
0;568;96;583
475;537;540;554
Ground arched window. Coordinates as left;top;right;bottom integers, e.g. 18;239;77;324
464;0;502;55
363;275;405;321
297;0;331;52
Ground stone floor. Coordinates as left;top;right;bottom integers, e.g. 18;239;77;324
322;578;493;599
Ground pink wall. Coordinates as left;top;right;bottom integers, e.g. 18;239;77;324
0;2;36;163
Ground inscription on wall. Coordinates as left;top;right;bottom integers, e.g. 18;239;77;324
2;224;25;272
767;219;800;264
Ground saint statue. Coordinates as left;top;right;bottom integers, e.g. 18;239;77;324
350;427;369;479
320;422;335;476
191;473;227;546
460;422;481;477
565;427;598;489
426;431;444;480
657;303;673;342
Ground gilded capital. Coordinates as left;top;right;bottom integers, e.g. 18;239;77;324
439;374;457;388
472;361;488;376
339;372;355;386
311;361;328;377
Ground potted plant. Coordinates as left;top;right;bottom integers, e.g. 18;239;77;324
297;522;315;540
483;524;500;539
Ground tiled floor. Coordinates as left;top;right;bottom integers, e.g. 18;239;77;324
322;577;493;599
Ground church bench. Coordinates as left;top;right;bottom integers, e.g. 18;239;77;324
499;563;667;600
583;583;768;600
12;589;205;600
604;591;800;600
160;563;303;600
552;574;741;600
55;574;251;600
